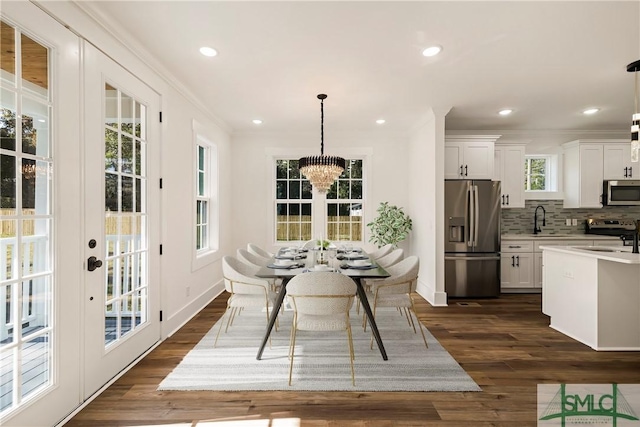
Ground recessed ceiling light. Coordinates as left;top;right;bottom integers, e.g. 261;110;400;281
376;119;386;124
252;119;263;125
498;109;513;116
422;46;442;57
199;46;218;57
583;108;599;115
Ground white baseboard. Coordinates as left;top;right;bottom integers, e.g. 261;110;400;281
161;280;224;339
416;279;448;306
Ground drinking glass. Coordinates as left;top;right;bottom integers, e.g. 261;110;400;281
328;248;337;270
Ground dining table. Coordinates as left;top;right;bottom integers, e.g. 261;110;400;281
255;248;391;361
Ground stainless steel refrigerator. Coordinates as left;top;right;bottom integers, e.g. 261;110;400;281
445;180;501;297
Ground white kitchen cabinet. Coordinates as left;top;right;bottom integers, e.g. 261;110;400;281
562;140;604;208
500;240;534;290
494;144;525;208
445;135;499;180
603;143;638;180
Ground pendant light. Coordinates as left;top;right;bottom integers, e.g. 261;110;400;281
298;94;346;193
628;59;640;162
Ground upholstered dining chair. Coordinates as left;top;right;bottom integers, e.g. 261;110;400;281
363;256;427;348
375;248;404;268
247;243;274;259
236;248;280;292
368;244;394;260
286;271;358;386
355;248;404;314
237;248;270;267
216;256;278;347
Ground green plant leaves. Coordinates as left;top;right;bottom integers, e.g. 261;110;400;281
366;202;412;248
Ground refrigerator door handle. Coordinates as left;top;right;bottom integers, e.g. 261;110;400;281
467;186;474;247
473;185;480;247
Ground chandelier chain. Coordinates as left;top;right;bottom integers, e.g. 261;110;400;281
320;96;324;155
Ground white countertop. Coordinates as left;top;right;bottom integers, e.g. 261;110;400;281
539;245;640;264
502;233;623;240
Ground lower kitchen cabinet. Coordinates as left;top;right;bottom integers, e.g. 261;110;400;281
500;240;534;290
501;252;534;289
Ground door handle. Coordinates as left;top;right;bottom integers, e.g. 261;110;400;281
506;194;509;205
624;167;628;178
88;256;103;272
630;167;633;178
516;255;520;267
460;165;463;176
464;165;468;176
511;256;515;267
501;195;505;205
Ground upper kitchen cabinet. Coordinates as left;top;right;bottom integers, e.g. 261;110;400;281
445;135;499;180
562;140;604;208
603;142;638;180
494;144;526;208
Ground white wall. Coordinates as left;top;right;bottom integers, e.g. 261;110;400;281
230;131;411;254
409;109;449;306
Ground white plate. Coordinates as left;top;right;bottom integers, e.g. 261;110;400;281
348;261;372;267
311;265;332;271
274;259;296;266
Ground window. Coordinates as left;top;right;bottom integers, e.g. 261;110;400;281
192;125;218;269
525;156;549;191
326;159;363;242
275;159;312;241
196;144;209;251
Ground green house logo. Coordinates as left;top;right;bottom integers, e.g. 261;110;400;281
539;384;640;426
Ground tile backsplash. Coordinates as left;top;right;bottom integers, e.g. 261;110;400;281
501;200;640;234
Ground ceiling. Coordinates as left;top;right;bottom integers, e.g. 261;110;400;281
80;1;640;137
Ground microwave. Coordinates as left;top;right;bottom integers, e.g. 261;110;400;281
603;180;640;206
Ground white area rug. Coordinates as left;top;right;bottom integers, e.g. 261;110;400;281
158;306;481;392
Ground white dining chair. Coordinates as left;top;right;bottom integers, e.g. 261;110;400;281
216;256;278;347
247;243;274;259
365;256;427;348
368;244;393;260
237;248;270;267
375;248;404;268
286;271;358;386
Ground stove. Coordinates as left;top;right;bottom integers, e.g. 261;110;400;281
585;219;637;244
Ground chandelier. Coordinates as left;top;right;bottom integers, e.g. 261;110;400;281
628;59;640;162
299;94;346;193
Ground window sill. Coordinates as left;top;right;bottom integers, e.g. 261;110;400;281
192;249;221;272
524;191;564;201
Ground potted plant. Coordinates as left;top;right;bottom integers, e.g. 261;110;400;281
367;202;412;248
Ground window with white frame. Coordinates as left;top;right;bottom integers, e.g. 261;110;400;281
525;155;550;191
275;159;312;241
326;159;363;242
193;131;218;264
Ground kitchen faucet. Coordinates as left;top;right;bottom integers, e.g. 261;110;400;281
533;205;546;234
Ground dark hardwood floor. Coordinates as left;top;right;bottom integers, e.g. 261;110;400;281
65;293;640;426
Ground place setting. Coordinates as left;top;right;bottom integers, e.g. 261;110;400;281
339;258;378;270
267;258;305;269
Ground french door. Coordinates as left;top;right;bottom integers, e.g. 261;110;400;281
82;41;161;398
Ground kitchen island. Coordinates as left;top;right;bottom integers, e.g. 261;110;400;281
541;245;640;351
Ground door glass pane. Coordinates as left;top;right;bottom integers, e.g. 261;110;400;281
103;83;148;347
1;21;16;86
1;89;17;151
1;154;16;210
21;33;48;98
